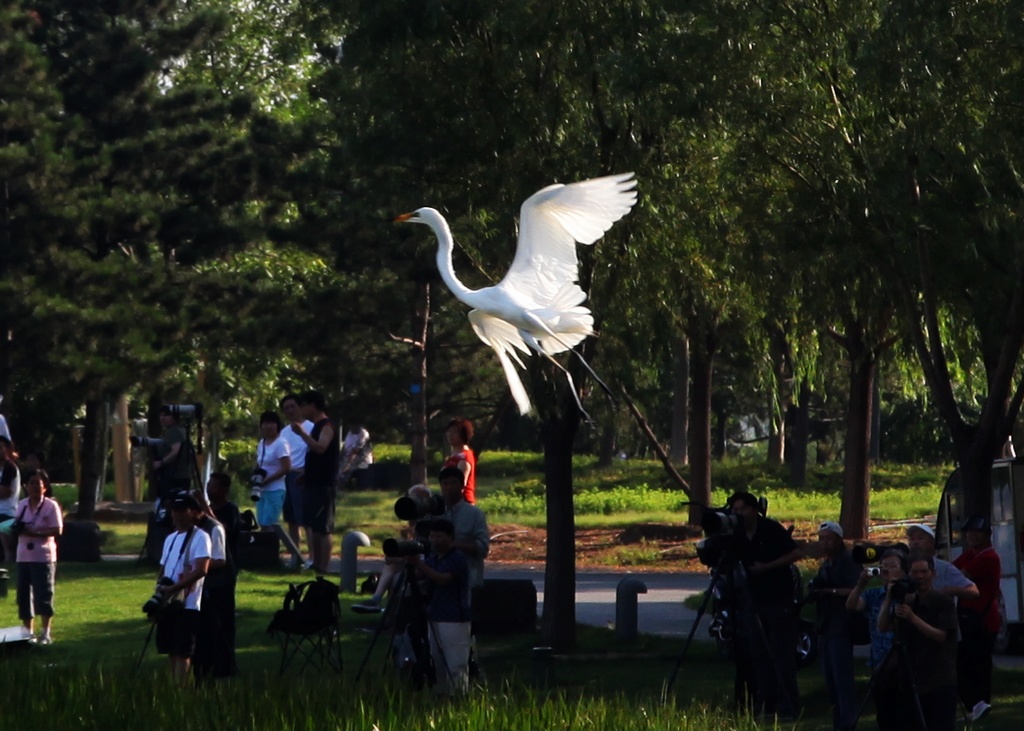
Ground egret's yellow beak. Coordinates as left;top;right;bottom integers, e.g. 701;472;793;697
394;212;414;222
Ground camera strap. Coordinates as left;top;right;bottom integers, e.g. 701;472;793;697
164;527;196;580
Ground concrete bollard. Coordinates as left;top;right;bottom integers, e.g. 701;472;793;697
340;530;371;593
531;646;554;687
615;577;648;641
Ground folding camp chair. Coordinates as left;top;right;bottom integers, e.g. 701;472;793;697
267;576;343;674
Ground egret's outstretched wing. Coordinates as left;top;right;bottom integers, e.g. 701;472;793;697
498;173;638;304
467;309;533;414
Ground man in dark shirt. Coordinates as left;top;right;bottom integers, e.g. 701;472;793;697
407;518;472;696
153;406;193;499
290;390;339;574
728;490;803;718
810;521;861;731
878;554;958;731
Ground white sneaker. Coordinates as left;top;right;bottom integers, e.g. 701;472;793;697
971;701;991;721
19;627;33;641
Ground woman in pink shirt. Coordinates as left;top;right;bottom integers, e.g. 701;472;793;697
15;469;63;644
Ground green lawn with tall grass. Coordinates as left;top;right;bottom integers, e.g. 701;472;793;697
15;450;1010;729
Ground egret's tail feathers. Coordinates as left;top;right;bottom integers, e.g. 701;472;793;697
495;347;533;415
468;309;533;414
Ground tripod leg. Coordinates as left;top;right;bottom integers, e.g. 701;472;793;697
136;620;158;672
665;571;723;697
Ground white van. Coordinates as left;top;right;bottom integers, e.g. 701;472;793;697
936;457;1023;652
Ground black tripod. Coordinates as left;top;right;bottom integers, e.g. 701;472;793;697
354;564;436;688
666;548;799;717
850;618;928;731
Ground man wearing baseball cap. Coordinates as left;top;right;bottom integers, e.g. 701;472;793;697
155;492;212;684
905;524;979;600
810;521;861;731
953;515;1001;721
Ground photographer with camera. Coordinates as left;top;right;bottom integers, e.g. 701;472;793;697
877;554;958;731
404;518;473;696
14;469;62;644
809;521;861;731
153;406;194;499
439;466;489;594
252;411;291;530
354;484;435;612
153;493;212;684
728;490;803;719
0;435;21;563
846;549;908;671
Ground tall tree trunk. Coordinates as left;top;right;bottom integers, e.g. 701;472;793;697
409;282;429;486
840;345;876;539
541;403;580;651
78;397;109;519
789;380;811;487
870;374;882;462
766;324;791;467
687;331;716;525
670;335;689;465
596;423;615;467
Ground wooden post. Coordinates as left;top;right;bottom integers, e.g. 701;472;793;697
112;394;134;501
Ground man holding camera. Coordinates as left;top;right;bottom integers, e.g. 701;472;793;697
877;554;958;731
810;521;861;731
405;518;472;695
153;406;193;499
154;493;212;684
728;490;803;719
439;466;489;594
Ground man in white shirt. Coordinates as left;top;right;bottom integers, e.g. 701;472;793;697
280;394;314;568
155;493;212;684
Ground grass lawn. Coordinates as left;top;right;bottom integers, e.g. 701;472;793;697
1;561;1022;730
14;450;1005;727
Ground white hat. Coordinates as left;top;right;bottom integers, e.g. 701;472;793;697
818;521;843;538
906;523;935;539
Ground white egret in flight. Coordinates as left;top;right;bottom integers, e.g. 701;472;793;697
396;172;638;417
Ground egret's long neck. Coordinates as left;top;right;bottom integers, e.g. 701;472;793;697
431;215;475;301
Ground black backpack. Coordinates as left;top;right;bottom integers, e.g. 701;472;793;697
267;577;341;635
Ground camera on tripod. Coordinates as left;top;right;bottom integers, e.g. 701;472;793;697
889;577;914;604
129;436;166;450
393;490;446;522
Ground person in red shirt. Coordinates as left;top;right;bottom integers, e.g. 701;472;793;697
443;418;476;504
953;515;1002;721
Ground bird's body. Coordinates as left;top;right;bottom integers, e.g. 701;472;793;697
398;173;638;415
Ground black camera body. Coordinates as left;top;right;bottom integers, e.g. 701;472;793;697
382;537;431;558
130;436;167;450
142;577;176;618
8;519;26;538
889;577;915;604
